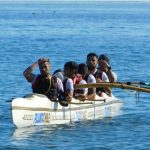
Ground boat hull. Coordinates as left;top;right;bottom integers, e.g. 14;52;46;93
12;93;123;128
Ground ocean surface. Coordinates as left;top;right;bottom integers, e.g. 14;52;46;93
0;1;150;149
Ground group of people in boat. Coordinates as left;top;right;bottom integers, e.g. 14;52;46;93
23;53;117;105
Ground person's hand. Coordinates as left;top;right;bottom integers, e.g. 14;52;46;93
66;94;73;102
38;57;49;64
96;78;103;83
75;93;87;101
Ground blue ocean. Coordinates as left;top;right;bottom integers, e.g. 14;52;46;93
0;1;150;149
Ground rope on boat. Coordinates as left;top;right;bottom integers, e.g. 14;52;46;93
69;102;93;105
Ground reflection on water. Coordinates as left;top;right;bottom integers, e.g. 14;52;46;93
12;126;37;141
12;125;59;141
12;119;113;140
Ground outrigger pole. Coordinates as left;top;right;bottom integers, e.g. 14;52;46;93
125;82;150;86
75;82;150;93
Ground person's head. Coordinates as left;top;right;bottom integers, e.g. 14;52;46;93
78;63;88;77
38;58;50;76
98;54;109;64
86;53;98;71
64;61;78;78
53;69;64;82
98;54;109;72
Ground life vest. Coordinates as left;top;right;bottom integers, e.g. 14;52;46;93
32;75;56;99
92;69;98;78
62;78;68;93
96;72;107;95
57;78;69;106
84;74;89;83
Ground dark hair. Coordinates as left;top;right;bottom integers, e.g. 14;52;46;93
64;61;78;73
78;63;88;75
53;69;62;75
87;53;98;59
39;58;50;66
98;54;109;63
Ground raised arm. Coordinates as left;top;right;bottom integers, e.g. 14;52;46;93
23;61;38;82
106;67;116;82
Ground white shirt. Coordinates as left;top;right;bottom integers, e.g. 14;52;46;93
102;72;109;82
53;71;64;82
112;71;117;82
66;78;74;92
79;79;88;94
53;78;64;92
87;74;96;83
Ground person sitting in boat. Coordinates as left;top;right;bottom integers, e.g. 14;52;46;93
75;63;96;100
23;57;63;101
86;53;99;78
96;55;112;96
62;61;78;102
98;54;117;82
86;52;110;96
53;69;64;82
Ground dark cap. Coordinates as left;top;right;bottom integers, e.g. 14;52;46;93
98;54;109;63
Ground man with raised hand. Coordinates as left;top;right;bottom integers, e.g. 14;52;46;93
23;57;63;100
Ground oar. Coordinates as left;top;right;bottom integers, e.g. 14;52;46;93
127;82;150;86
125;82;150;88
75;83;150;93
107;82;150;87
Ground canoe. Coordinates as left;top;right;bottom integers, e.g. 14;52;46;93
12;93;123;128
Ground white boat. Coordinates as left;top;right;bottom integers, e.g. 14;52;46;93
12;93;123;128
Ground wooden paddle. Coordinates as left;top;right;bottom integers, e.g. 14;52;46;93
125;82;150;88
75;82;150;93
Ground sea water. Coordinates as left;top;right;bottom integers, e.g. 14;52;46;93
0;1;150;149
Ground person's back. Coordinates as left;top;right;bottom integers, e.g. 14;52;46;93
53;69;64;82
75;63;96;100
63;61;78;102
74;63;88;99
